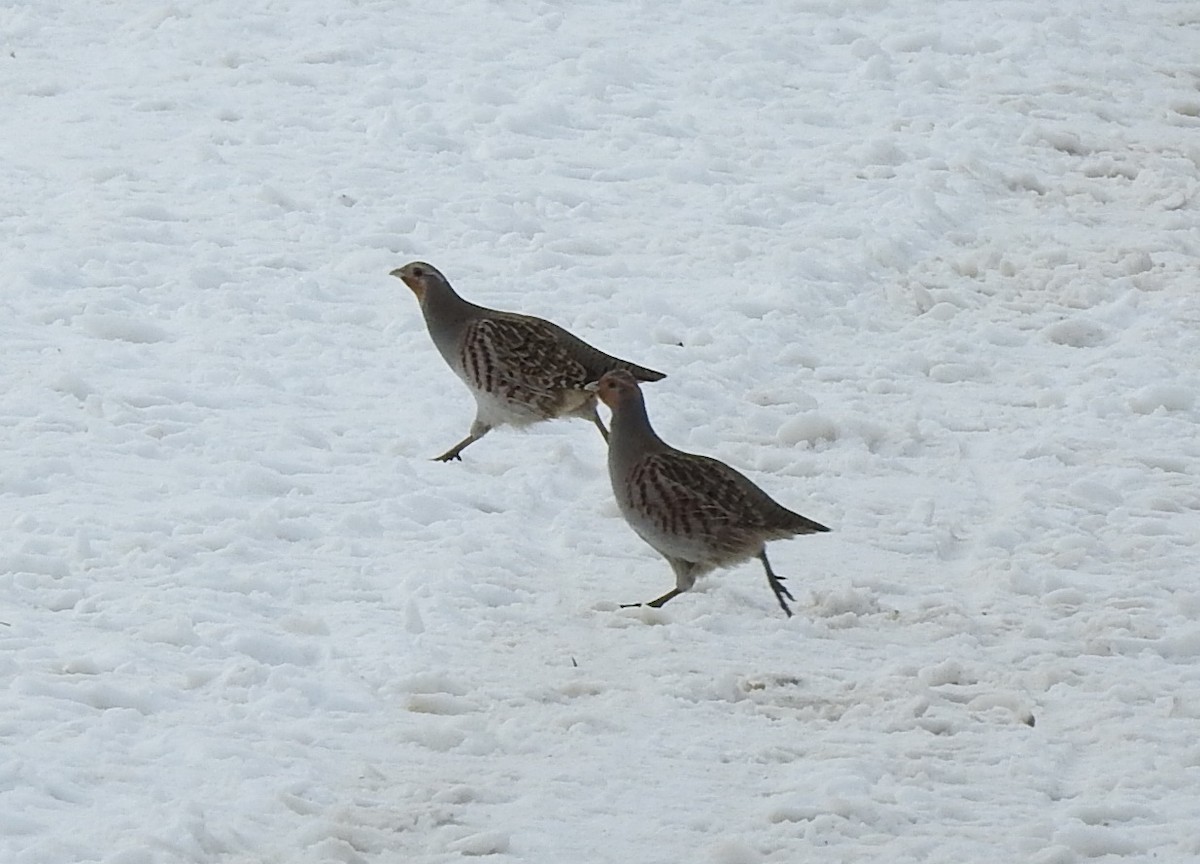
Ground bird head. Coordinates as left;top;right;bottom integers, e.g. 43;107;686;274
592;369;642;410
389;261;443;302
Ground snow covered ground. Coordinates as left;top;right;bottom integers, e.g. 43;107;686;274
3;0;1199;860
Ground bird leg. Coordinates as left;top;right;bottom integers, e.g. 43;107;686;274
432;442;469;462
758;551;795;618
433;425;491;462
620;586;682;610
646;587;682;607
589;408;610;442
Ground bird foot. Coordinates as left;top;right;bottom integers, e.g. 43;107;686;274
432;451;464;462
769;583;796;617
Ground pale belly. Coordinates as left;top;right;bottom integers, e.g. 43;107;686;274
617;497;732;566
464;378;592;428
469;385;550;427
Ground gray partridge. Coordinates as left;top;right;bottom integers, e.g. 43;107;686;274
594;370;830;617
391;262;666;462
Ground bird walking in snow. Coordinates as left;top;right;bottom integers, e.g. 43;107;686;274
392;262;666;462
594;370;829;617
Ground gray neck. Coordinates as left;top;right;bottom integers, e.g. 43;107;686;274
609;392;668;471
420;279;484;351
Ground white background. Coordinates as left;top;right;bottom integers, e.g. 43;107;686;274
3;1;1199;861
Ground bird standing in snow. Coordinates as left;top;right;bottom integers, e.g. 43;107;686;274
392;262;665;462
594;370;829;617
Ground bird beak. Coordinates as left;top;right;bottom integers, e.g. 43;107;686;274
584;381;600;392
390;269;424;299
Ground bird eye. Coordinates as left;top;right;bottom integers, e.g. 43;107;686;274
411;266;424;277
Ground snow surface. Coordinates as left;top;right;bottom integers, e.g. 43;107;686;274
3;0;1200;861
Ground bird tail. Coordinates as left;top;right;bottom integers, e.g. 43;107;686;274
784;512;831;535
554;326;666;385
617;360;666;383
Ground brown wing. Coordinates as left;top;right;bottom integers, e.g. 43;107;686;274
459;315;592;410
509;314;665;384
634;451;828;537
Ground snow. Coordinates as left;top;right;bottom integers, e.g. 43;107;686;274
3;0;1199;861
